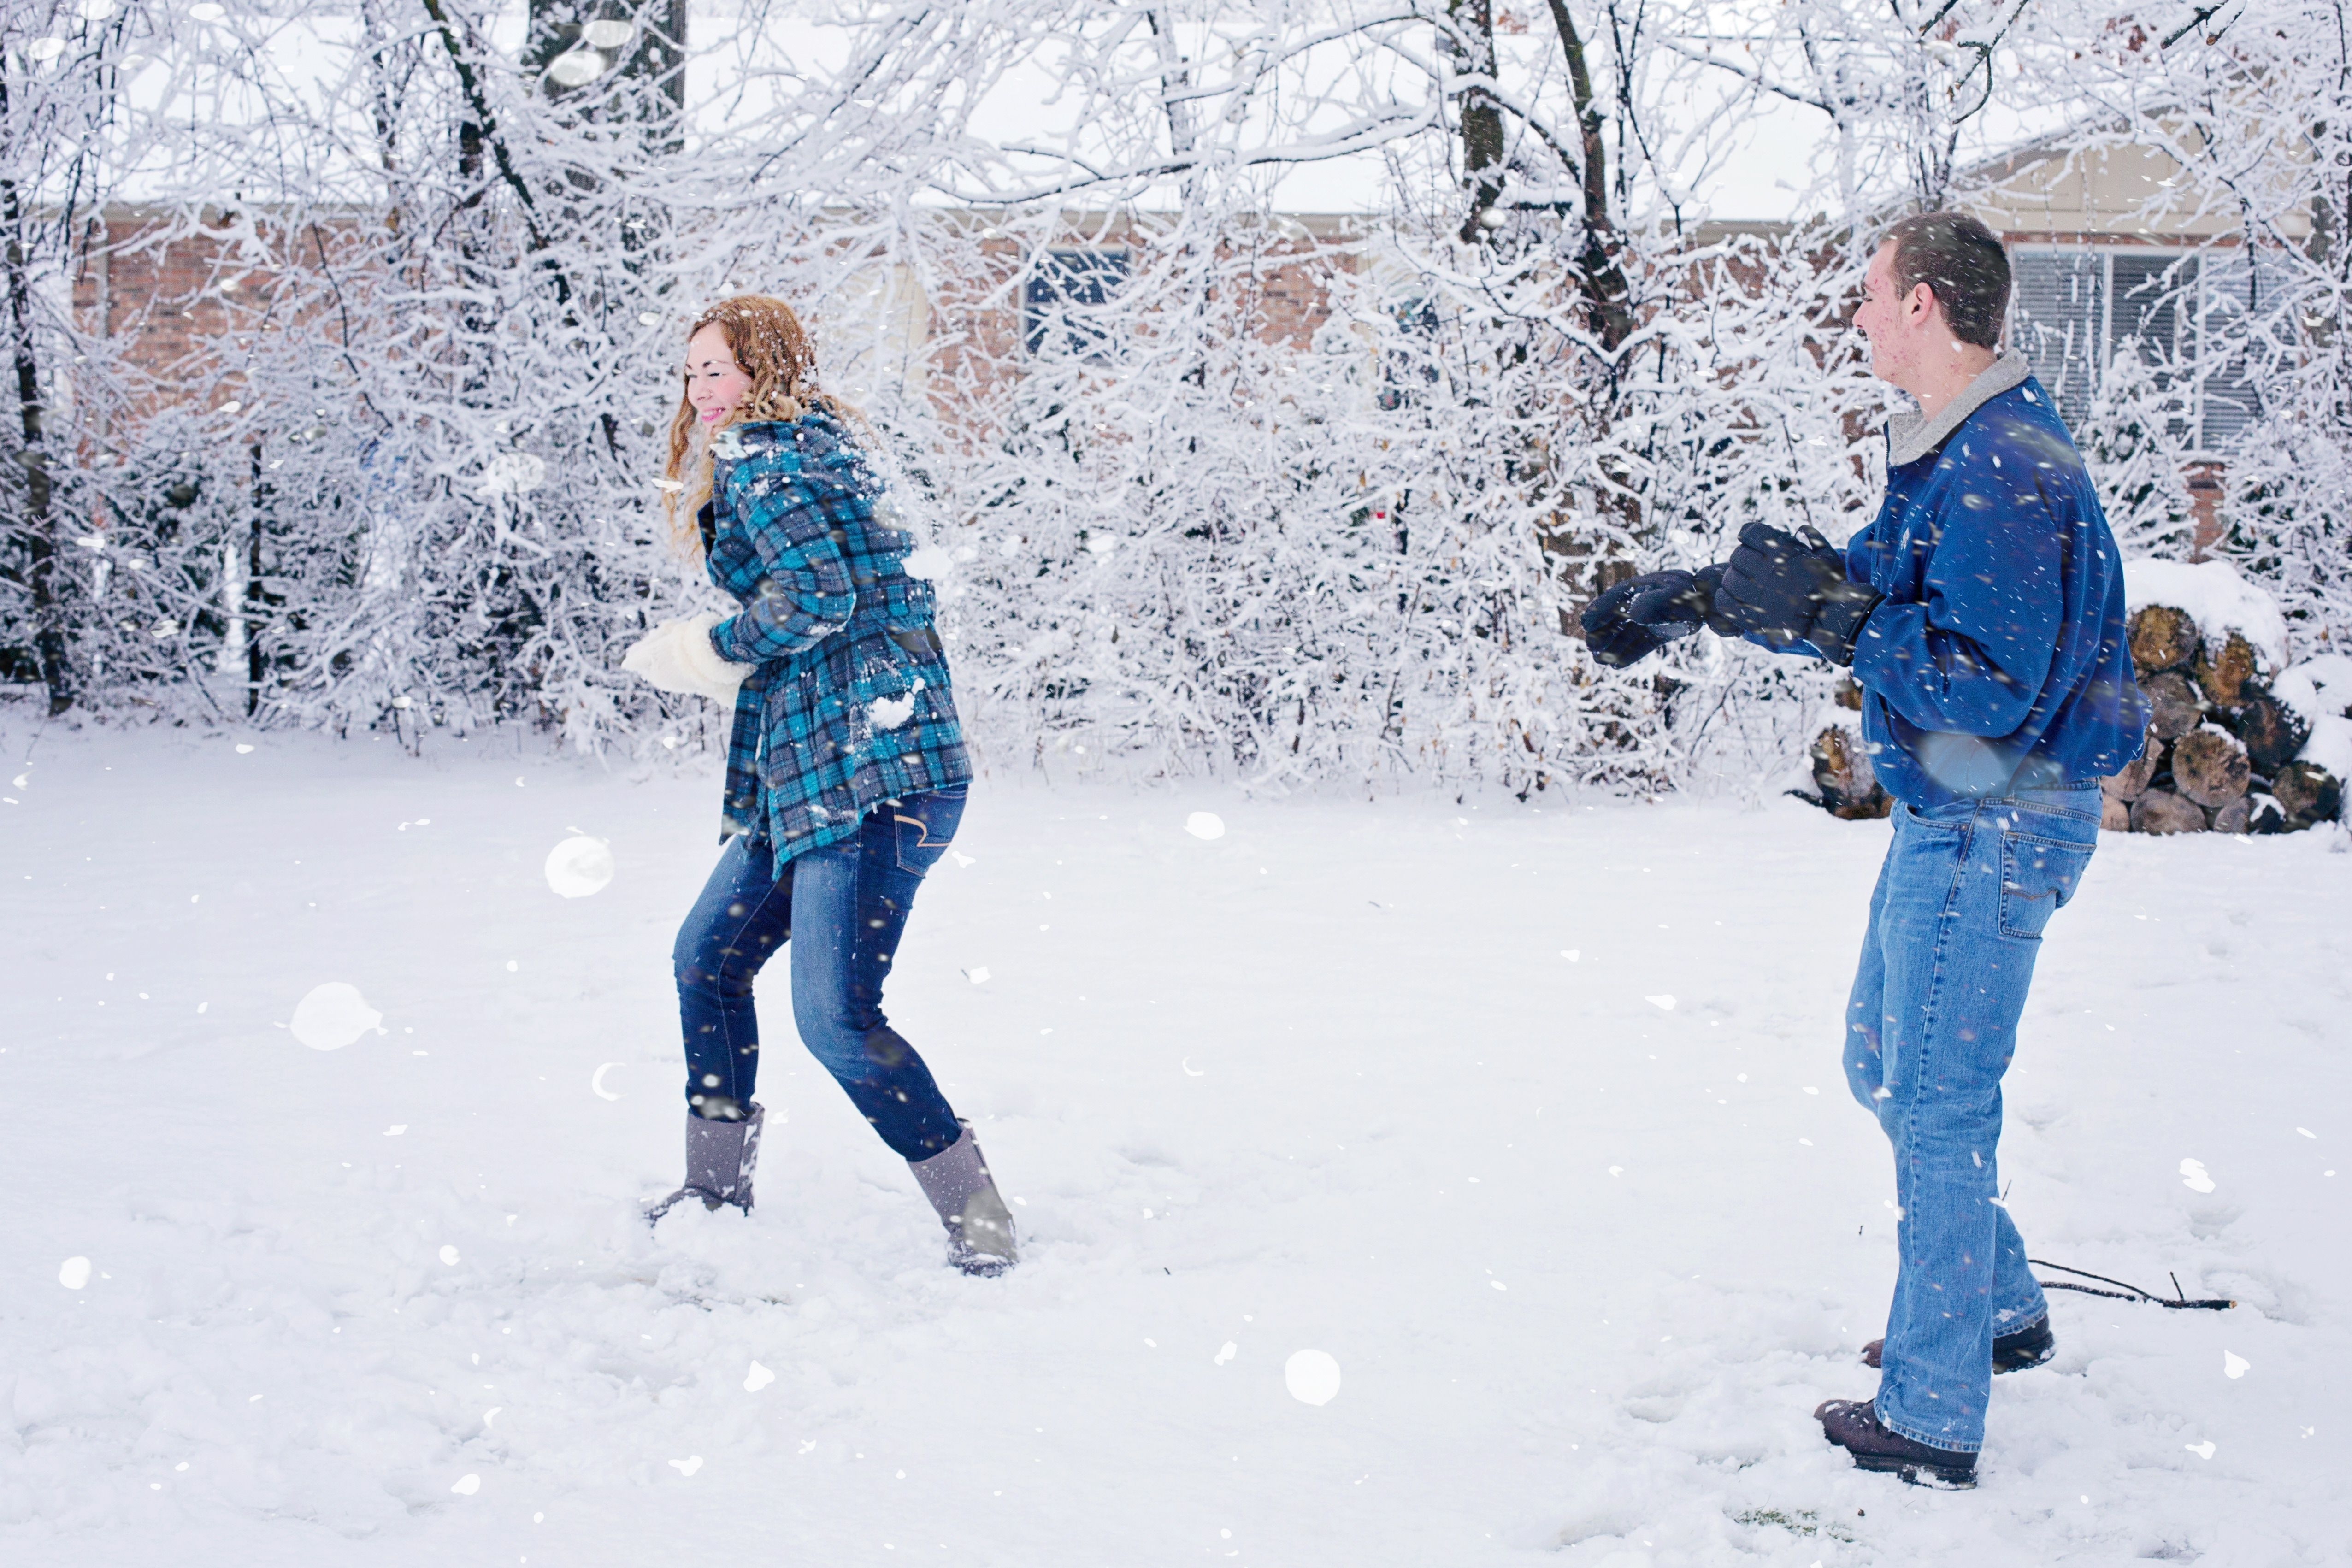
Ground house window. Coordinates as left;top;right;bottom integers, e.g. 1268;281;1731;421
1377;294;1442;411
2008;247;2287;452
1023;249;1129;359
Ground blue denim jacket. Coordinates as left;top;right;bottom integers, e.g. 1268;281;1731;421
1837;375;2148;807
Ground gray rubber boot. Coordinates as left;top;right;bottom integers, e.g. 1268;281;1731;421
646;1102;765;1222
908;1120;1018;1276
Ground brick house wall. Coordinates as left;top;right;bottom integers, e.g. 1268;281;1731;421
72;206;1360;447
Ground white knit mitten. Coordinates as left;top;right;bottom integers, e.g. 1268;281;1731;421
621;613;749;704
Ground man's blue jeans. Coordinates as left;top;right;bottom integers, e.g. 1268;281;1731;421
672;789;967;1160
1844;782;2101;1453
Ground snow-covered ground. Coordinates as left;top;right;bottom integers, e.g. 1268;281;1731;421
4;721;2347;1567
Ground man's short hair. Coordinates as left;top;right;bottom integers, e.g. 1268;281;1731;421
1881;212;2010;350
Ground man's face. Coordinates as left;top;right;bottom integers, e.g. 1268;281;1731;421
1853;241;1922;389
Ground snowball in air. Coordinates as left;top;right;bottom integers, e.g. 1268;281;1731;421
2223;1350;2249;1379
59;1256;91;1289
450;1474;481;1495
1644;994;1677;1012
2180;1157;2216;1194
547;49;607;86
290;982;383;1050
473;452;548;497
669;1456;703;1476
544;836;615;898
744;1361;775;1392
438;1245;460;1266
1185;812;1226;841
1284;1349;1342;1406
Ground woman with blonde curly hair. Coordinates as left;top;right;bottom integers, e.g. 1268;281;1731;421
621;295;1015;1276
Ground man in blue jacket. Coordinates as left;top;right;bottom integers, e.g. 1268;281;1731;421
1582;212;2146;1487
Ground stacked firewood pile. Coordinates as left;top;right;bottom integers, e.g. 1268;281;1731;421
2103;563;2348;835
1792;560;2349;833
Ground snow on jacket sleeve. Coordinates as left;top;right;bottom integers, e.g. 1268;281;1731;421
707;454;856;664
1846;460;2063;740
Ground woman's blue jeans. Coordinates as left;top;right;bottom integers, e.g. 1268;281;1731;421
672;789;967;1160
1844;782;2101;1453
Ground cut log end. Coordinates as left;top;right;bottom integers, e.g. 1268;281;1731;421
2129;604;2199;676
2171;725;2251;810
2194;632;2263;710
2143;671;2204;741
2130;788;2209;835
2271;760;2344;830
2102;746;2161;804
2234;689;2311;775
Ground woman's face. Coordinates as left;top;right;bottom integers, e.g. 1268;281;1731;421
684;324;753;426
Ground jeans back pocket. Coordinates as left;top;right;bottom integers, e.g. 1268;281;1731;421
1999;831;2094;941
891;789;966;875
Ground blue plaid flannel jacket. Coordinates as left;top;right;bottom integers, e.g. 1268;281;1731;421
702;411;971;869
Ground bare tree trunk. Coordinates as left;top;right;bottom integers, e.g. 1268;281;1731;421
647;0;690;139
1543;0;1634;352
1146;9;1199;159
1531;0;1642;628
1450;0;1507;243
421;0;557;271
0;110;70;715
245;442;267;715
528;0;689;140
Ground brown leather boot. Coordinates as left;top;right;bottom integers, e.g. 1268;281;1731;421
1815;1398;1977;1489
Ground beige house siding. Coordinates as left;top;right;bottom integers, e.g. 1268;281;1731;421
1957;130;2312;247
1946;122;2314;556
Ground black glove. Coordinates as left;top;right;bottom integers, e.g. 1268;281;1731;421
1713;522;1883;666
1579;564;1732;669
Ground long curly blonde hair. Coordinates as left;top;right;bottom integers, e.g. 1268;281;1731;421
662;295;862;555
